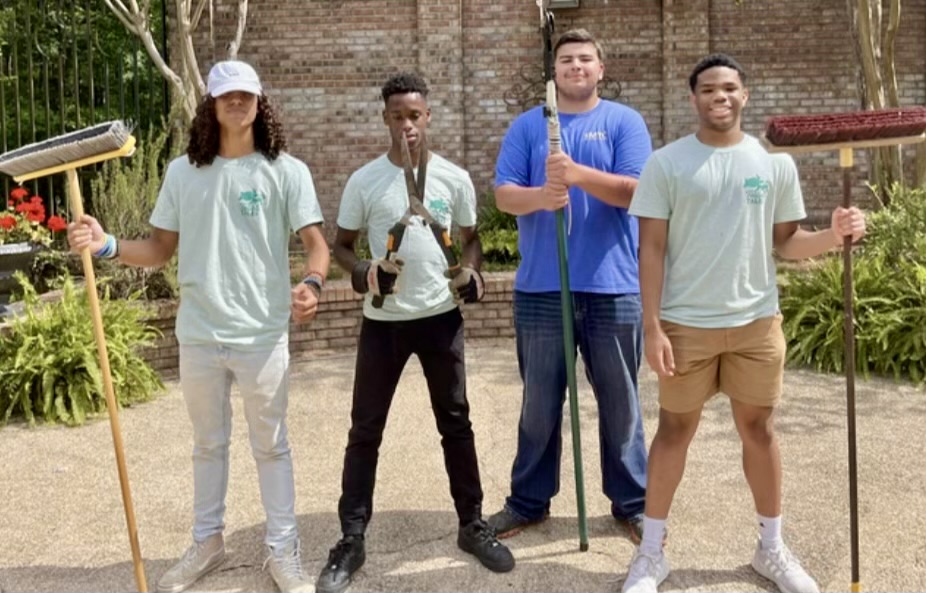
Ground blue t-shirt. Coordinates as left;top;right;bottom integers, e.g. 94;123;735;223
495;100;652;293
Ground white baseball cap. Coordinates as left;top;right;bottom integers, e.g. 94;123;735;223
207;60;262;97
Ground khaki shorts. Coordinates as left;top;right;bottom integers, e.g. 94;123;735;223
658;314;786;413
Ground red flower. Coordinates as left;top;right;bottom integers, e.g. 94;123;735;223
1;186;58;246
46;215;67;232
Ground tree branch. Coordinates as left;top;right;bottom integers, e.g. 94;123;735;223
101;0;138;32
191;0;209;31
226;0;249;60
882;0;900;106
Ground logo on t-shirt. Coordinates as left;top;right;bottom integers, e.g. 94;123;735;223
743;176;770;205
426;198;452;224
583;130;608;142
239;190;265;216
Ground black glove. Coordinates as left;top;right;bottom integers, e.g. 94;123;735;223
447;267;484;304
352;258;404;296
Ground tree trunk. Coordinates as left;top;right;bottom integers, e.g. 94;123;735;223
915;144;926;188
848;0;903;203
103;0;249;128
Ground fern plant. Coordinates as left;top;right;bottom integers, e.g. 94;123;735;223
0;273;163;426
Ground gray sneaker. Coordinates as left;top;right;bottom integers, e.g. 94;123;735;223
156;534;226;593
751;541;820;593
266;539;315;593
621;548;669;593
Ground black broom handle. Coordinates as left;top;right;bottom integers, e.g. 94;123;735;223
840;148;860;592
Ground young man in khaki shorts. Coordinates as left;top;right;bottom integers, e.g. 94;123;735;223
659;314;785;413
620;53;867;593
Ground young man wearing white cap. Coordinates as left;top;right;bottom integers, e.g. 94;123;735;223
67;60;328;593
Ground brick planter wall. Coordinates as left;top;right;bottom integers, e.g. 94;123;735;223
140;271;516;374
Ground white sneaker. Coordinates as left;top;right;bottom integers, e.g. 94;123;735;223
266;539;315;593
156;534;226;593
621;548;670;593
751;541;820;593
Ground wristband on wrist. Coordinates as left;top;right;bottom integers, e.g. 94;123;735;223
304;270;325;284
93;233;119;259
351;260;372;294
302;274;323;295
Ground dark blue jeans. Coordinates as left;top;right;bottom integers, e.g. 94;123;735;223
505;291;648;521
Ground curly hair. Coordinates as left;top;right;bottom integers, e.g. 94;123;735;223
186;94;288;167
381;72;430;104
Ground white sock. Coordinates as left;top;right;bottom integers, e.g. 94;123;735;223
758;514;783;550
640;516;666;555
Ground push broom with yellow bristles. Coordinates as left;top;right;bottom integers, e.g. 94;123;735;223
763;105;926;593
0;121;147;592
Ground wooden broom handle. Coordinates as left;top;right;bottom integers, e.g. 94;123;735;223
66;169;148;592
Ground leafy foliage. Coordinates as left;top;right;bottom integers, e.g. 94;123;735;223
478;192;519;268
780;184;926;385
0;273;163;426
0;0;167;151
85;124;179;300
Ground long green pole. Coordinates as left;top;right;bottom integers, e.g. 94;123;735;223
539;0;588;552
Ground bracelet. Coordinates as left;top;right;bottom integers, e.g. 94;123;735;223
93;233;119;259
302;275;323;295
304;270;325;286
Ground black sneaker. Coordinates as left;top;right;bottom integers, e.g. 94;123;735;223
486;506;547;539
458;519;515;573
316;535;365;593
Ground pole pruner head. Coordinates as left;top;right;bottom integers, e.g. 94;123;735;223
537;0;556;82
537;0;555;48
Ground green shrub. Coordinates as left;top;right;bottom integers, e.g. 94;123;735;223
478;192;519;268
780;184;926;385
864;182;926;263
87;124;179;300
0;273;163;426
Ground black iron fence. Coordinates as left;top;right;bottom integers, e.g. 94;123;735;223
0;0;168;216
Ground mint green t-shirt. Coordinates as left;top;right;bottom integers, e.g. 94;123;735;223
150;152;323;347
337;153;477;322
629;134;806;328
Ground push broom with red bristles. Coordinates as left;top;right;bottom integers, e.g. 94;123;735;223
0;121;147;592
764;105;926;593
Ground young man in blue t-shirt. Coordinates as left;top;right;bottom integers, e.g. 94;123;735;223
488;28;653;544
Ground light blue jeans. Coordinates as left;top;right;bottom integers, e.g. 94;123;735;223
506;291;648;521
179;342;297;549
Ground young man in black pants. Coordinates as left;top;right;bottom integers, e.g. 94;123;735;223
316;71;514;593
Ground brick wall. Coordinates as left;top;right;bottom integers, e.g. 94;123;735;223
194;0;926;229
140;272;516;374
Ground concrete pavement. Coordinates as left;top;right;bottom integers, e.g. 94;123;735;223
1;339;924;592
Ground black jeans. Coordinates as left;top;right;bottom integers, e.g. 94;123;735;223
338;308;483;535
